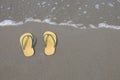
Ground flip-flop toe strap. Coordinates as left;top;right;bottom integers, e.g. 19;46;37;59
22;35;34;50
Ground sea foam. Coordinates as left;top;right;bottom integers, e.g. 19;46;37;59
0;18;120;29
0;20;23;26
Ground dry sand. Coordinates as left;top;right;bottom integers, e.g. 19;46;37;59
0;22;120;80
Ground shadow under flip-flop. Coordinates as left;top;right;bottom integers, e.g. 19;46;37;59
32;33;37;48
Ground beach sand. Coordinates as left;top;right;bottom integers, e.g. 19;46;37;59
0;23;120;80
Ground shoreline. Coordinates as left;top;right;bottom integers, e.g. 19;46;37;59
0;19;120;29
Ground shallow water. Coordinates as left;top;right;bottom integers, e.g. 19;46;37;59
0;0;120;29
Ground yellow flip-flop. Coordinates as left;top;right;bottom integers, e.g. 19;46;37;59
20;33;35;57
43;31;57;56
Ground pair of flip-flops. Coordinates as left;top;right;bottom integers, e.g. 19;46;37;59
20;31;57;57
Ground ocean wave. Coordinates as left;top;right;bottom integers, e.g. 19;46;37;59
0;18;120;29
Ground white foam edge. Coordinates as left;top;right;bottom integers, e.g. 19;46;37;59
98;23;120;29
0;18;120;29
0;20;23;26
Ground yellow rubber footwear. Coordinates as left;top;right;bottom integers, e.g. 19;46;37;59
20;33;34;57
43;31;57;56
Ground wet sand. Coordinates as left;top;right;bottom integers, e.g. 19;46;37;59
0;23;120;80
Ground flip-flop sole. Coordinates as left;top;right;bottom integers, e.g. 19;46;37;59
20;33;34;57
43;31;57;56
